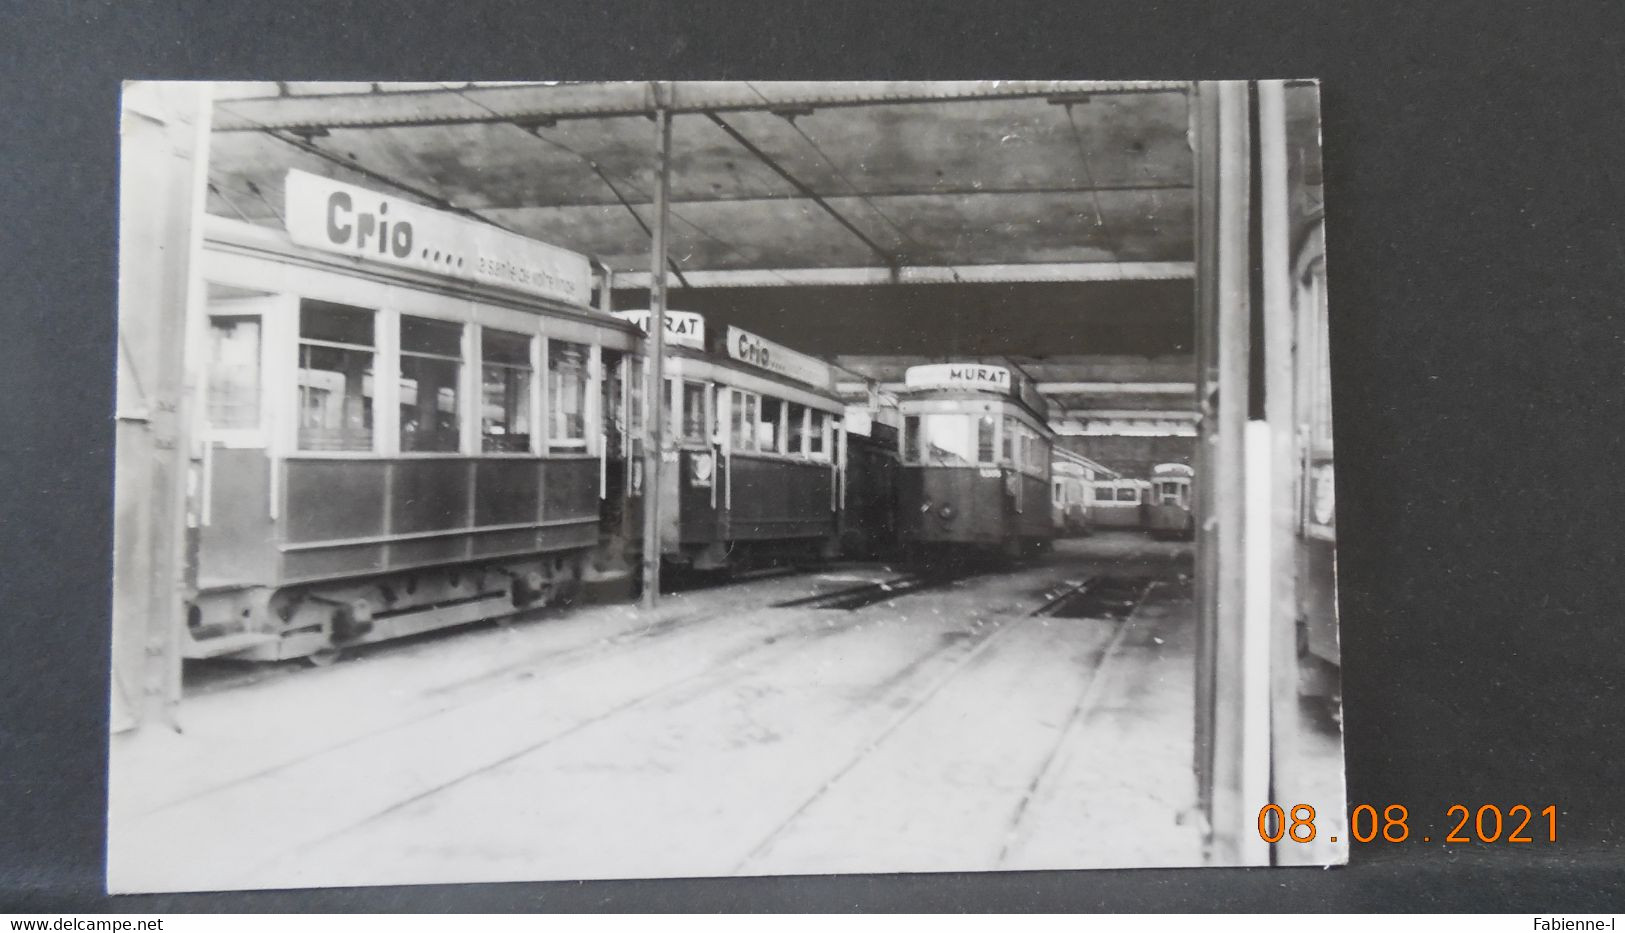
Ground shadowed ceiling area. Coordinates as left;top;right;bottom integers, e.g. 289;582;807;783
204;81;1195;280
613;280;1195;358
203;81;1205;427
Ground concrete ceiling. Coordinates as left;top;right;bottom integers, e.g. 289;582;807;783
203;81;1195;280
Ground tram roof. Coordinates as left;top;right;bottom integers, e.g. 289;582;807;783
202;81;1197;286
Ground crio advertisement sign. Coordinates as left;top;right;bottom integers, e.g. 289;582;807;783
283;168;593;307
612;310;706;349
724;326;834;389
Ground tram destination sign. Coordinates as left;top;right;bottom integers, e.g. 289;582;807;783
612;310;706;349
724;326;835;389
283;169;593;307
904;363;1013;394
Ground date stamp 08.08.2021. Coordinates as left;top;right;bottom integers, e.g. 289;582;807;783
1257;804;1559;846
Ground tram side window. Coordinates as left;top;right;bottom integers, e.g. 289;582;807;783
1116;487;1139;503
399;316;464;453
728;389;750;451
808;410;827;459
730;390;764;452
297;300;375;452
681;380;708;443
902;415;920;462
758;396;784;453
786;403;807;455
1095;486;1115;502
601;349;626;459
207;316;260;431
549;340;590;451
1002;415;1016;462
481;328;532;453
627;358;645;438
977;414;996;464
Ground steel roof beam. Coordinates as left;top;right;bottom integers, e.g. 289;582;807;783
212;80;1189;133
836;381;1195;397
615;261;1193;288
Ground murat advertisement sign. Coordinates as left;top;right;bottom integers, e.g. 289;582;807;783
903;363;1013;393
612;310;707;349
283;168;593;307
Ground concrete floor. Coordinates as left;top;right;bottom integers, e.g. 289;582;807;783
108;533;1239;892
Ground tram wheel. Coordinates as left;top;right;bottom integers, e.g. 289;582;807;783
304;646;343;668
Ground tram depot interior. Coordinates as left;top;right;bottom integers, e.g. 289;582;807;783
111;81;1343;890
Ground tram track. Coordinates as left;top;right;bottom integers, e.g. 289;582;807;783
236;588;1019;884
769;568;981;611
732;603;1032;872
996;580;1159;865
148;584;832;816
148;565;1023;885
145;556;1171;885
738;571;1162;873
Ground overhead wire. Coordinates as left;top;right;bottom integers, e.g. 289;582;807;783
214;99;526;236
1062;101;1130;280
445;86;800;289
743;81;932;266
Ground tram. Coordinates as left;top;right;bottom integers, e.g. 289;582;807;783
895;363;1056;561
616;312;846;572
841;398;903;561
1051;447;1115;536
183;169;640;663
1146;462;1196;539
1085;477;1152;529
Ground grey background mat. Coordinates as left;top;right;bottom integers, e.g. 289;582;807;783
1;0;1622;912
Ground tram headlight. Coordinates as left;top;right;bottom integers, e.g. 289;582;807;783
938;504;957;524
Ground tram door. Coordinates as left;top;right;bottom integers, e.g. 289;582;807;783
196;291;280;588
599;350;638;577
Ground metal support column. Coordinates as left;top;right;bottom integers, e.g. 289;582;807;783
1258;79;1316;864
111;82;213;732
1192;79;1269;864
640;88;673;609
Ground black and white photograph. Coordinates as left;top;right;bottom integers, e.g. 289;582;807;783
107;79;1344;892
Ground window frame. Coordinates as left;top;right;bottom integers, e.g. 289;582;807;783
203;293;280;450
294;298;381;456
546;336;593;455
478;324;538;456
394;313;468;457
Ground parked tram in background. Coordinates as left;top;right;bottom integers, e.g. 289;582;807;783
1050;447;1116;536
1085;477;1152;529
840;398;902;561
1145;462;1196;539
185;169;640;663
896;363;1056;561
616;311;845;574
